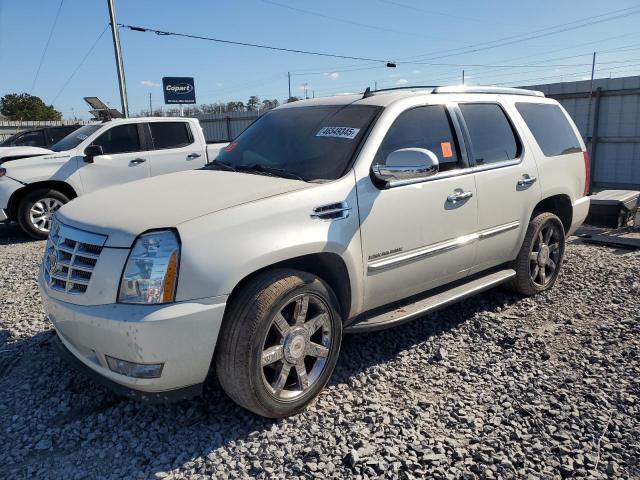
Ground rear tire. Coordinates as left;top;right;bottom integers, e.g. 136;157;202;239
507;212;566;296
215;269;342;418
17;188;69;240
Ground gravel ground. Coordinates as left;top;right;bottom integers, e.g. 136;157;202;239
1;222;639;479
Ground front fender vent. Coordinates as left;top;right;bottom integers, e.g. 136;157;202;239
310;201;351;220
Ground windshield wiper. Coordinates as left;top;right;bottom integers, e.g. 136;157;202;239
236;164;307;182
205;161;237;172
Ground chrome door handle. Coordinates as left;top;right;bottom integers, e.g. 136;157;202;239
187;153;201;160
517;175;537;186
447;189;473;203
129;158;146;166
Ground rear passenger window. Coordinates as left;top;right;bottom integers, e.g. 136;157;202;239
375;105;461;172
459;103;520;165
149;122;193;149
515;103;582;157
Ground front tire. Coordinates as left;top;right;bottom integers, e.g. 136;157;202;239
215;269;342;418
507;212;566;296
17;188;69;240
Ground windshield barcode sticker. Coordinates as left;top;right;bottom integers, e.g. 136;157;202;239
316;126;360;139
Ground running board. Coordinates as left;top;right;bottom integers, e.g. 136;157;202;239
345;269;516;333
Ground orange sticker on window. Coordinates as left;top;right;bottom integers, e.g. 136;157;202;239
441;141;453;158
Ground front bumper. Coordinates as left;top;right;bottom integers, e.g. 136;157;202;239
0;176;23;222
39;278;227;399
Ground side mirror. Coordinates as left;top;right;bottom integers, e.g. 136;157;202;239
371;148;439;186
83;145;104;163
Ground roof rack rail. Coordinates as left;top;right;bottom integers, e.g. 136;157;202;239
368;85;438;94
432;86;544;97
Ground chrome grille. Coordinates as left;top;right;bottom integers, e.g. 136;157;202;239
43;218;107;295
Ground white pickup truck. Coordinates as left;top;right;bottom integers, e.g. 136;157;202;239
0;117;227;238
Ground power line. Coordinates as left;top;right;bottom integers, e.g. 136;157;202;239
394;6;640;65
374;0;527;27
51;25;109;104
290;17;640;76
118;24;394;64
30;0;64;94
260;0;442;40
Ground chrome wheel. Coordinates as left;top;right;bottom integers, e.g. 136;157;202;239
529;222;562;287
261;293;332;400
29;197;63;233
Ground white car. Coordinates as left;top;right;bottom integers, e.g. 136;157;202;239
0;117;227;238
39;86;590;417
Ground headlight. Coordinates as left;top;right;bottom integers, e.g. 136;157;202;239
118;230;180;304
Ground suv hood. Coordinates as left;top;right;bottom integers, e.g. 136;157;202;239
0;146;54;163
57;170;313;247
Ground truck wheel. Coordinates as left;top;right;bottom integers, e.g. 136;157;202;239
215;269;342;418
17;188;69;240
507;212;566;296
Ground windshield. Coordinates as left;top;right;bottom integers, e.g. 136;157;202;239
50;124;102;152
206;104;380;181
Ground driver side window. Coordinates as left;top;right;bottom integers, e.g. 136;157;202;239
92;124;141;155
375;105;462;172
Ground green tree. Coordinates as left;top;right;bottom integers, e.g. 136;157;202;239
0;93;62;120
261;99;280;110
246;96;261;111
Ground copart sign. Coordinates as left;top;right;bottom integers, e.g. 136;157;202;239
162;77;196;104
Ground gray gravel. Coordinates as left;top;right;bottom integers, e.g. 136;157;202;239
1;221;639;479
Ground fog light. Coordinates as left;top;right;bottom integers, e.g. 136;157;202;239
105;355;164;379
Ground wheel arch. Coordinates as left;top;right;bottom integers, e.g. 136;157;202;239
7;181;77;220
226;252;352;323
530;194;572;233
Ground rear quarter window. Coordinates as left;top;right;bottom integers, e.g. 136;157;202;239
458;103;520;165
149;122;193;149
515;102;582;157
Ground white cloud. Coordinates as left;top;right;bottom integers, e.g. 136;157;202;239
140;80;160;88
395;79;409;85
388;73;402;78
324;72;340;80
411;70;422;74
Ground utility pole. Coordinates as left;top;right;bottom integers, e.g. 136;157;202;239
303;82;308;99
288;72;291;100
149;92;152;116
374;81;378;91
585;51;597;145
107;0;129;117
462;69;465;85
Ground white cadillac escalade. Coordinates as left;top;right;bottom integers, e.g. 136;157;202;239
38;86;591;417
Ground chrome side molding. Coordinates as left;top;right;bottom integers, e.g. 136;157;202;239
368;221;520;272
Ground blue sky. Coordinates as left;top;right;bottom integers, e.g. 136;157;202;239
1;0;639;119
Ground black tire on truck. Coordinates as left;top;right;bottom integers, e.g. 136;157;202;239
507;211;566;296
215;269;343;418
17;188;69;240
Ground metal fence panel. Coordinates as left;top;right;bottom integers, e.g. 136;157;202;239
524;75;640;189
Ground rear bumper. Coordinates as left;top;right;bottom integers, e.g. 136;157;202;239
568;196;591;236
40;276;227;399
